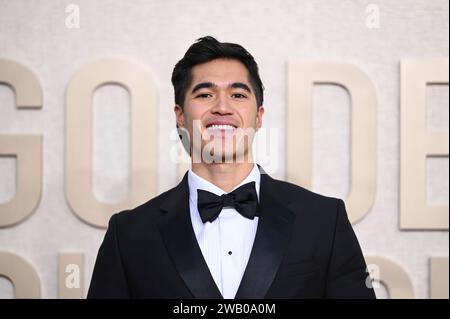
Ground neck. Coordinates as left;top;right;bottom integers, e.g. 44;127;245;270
191;162;255;193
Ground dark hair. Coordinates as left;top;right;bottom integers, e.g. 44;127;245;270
171;36;264;109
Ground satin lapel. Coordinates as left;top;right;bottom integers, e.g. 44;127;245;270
234;172;296;299
157;173;223;299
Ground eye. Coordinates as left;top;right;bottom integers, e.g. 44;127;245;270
232;93;247;99
195;93;213;99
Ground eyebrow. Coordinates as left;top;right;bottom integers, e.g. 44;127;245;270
191;82;216;93
230;82;252;93
191;82;253;94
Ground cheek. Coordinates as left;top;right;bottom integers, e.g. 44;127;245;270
184;113;203;133
182;108;198;127
185;105;207;121
243;111;259;127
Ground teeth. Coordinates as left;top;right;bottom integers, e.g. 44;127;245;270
207;124;236;130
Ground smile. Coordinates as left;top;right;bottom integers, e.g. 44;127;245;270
206;124;237;131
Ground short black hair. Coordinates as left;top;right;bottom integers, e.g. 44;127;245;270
171;36;264;109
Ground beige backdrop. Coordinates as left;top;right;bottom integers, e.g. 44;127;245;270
0;0;448;298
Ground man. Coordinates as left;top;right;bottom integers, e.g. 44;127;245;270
88;36;375;299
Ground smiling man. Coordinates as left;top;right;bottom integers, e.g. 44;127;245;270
87;36;375;299
175;56;264;190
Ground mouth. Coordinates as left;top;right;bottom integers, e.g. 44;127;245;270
205;122;238;132
206;124;237;131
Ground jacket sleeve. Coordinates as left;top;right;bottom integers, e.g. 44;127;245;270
87;213;130;298
325;199;376;299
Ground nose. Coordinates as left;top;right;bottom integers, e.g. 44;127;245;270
211;92;233;115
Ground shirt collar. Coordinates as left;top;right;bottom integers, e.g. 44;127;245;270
188;163;261;205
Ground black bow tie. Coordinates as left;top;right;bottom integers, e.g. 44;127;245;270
197;182;260;223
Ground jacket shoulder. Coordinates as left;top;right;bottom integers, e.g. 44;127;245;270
112;182;181;225
265;174;341;206
265;175;348;235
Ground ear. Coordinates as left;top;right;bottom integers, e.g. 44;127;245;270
174;105;185;127
256;106;264;130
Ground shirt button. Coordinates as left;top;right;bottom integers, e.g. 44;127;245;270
228;251;232;255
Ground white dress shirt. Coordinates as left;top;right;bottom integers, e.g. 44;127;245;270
188;164;260;299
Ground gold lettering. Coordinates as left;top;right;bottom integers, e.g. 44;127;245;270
0;252;41;298
400;59;449;229
0;59;43;227
66;60;157;227
287;61;377;224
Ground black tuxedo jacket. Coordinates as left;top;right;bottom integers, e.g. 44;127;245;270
88;168;375;299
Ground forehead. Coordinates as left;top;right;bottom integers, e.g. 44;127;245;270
189;58;250;86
